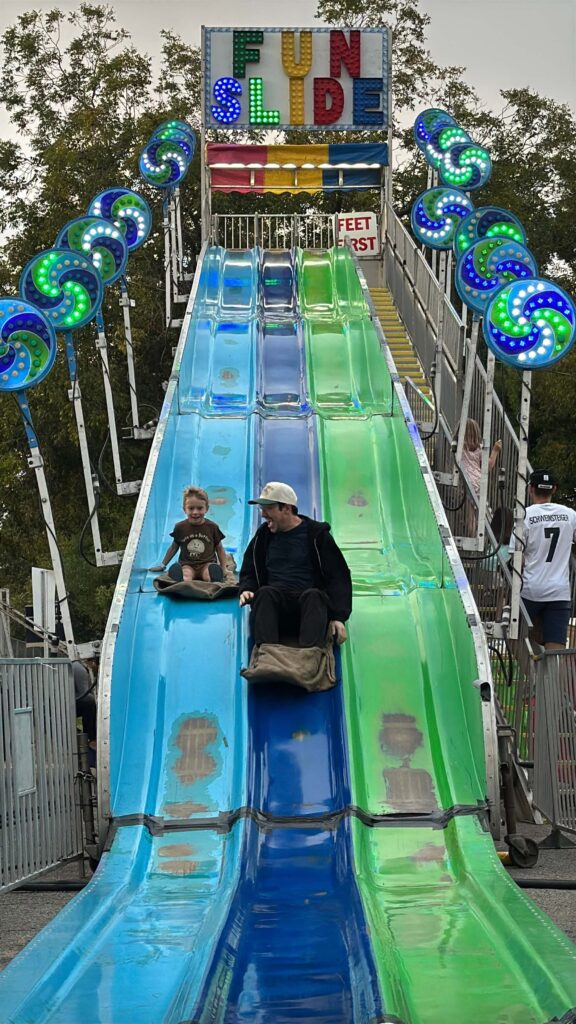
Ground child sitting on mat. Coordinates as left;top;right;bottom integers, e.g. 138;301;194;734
149;486;227;582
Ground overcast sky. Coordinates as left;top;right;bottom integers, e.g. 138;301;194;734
0;0;574;137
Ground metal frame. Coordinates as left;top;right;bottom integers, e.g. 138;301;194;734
63;332;124;567
94;312;141;496
14;393;76;655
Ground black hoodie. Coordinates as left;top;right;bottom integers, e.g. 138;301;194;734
239;515;352;622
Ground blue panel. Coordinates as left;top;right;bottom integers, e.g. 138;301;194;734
110;385;253;823
187;820;382;1023
0;825;246;1024
220;248;259;318
261;250;296;316
328;142;389;165
207;320;256;411
323;168;382;188
258;321;308;413
257;416;319;520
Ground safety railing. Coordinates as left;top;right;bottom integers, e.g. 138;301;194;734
211;213;337;250
0;659;83;892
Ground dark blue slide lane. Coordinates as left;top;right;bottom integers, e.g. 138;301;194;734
188;252;383;1023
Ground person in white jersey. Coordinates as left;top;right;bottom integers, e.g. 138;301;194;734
512;469;576;650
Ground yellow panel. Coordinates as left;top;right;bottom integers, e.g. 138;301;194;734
263;167;323;192
267;145;329;167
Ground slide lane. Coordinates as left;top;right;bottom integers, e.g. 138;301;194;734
301;246;576;1023
183;254;383;1022
0;247;259;1023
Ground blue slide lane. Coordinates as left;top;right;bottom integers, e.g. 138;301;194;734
0;247;382;1023
185;251;383;1022
0;247;257;1023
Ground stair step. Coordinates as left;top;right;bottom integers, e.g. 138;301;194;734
369;286;432;398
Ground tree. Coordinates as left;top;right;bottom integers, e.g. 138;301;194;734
0;4;203;639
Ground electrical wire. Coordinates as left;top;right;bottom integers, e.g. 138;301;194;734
442;488;467;513
488;642;513;689
78;483;100;569
456;472;508;563
96;431;118;497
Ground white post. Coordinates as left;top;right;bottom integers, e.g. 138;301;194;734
63;332;123;567
0;589;14;657
169;191;179;303
433;252;447;465
477;350;497;551
95;312;123;490
509;371;532;641
174;186;185;282
95;312;141;496
120;278;139;430
454;317;480;483
201;27;210;245
14;392;76;656
163;194;172;328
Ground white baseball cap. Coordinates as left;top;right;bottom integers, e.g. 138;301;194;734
248;481;298;506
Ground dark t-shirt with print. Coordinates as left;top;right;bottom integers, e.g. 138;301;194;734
170;517;224;566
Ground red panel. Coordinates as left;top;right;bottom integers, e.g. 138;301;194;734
210;167;265;193
206;144;268;167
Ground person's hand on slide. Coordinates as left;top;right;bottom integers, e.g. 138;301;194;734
331;620;347;645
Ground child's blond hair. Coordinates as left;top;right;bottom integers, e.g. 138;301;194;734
182;486;209;508
464;418;481;452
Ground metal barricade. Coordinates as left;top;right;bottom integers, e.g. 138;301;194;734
532;650;576;835
0;659;83;892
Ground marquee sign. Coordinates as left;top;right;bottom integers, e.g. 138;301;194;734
203;27;390;131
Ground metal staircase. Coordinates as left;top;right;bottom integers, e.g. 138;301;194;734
370;286;431;398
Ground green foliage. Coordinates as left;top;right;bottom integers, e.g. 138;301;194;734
0;3;202;640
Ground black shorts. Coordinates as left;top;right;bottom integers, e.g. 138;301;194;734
522;599;571;645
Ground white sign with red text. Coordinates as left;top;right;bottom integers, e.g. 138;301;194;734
337;212;379;255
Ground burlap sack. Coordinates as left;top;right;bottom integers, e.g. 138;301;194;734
153;554;238;600
241;639;336;692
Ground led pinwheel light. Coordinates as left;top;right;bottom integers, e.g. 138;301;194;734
139;136;191;188
483;278;576;369
56;216;128;287
439;140;492;190
152;120;196;154
89;189;152;253
454;207;527;258
0;299;57;391
411;187;475;250
455;238;538;316
413;108;457;153
19;249;103;330
424;123;471;171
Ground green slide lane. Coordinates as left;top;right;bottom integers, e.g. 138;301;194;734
301;247;576;1023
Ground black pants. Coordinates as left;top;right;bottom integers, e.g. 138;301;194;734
76;693;97;743
250;586;329;647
